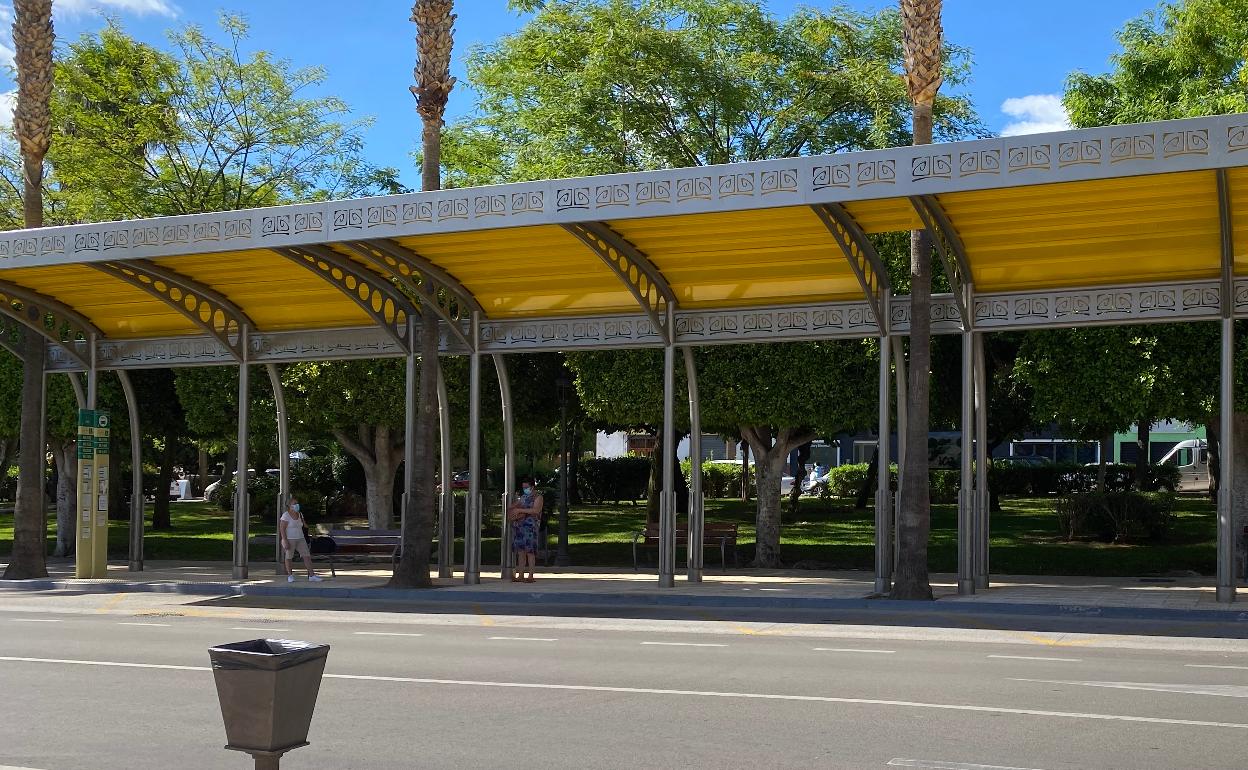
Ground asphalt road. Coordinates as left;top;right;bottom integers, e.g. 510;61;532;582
1;592;1248;769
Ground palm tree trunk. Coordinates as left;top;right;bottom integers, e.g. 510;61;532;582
4;0;54;580
892;0;943;600
392;0;455;588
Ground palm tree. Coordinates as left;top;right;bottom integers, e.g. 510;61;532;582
3;0;54;580
891;0;942;600
390;0;455;588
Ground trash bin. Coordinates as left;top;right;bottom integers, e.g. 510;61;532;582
208;638;330;759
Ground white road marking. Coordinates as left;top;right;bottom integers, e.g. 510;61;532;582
8;618;61;623
1186;664;1248;671
3;655;1248;730
641;641;727;648
118;622;170;627
1013;678;1248;698
230;627;291;632
988;655;1081;663
0;765;51;769
354;632;425;637
488;636;557;642
888;760;1047;770
813;648;895;654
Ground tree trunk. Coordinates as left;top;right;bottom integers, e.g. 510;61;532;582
752;450;786;568
197;447;209;496
739;439;750;502
893;105;935;601
152;430;175;531
856;449;879;510
334;426;402;531
1135;419;1151;491
51;439;75;557
1097;431;1112;492
4;329;48;579
646;440;661;525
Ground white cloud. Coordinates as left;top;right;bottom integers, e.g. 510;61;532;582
53;0;178;18
1000;94;1073;136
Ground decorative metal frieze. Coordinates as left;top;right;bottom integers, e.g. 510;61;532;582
810;203;890;331
92;260;251;361
972;281;1224;330
273;245;416;353
3;114;1245;270
0;278;100;368
677;302;884;344
340;239;477;351
911;195;972;328
481;314;660;352
886;296;963;335
563;221;678;344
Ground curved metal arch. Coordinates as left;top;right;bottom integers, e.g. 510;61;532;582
562;222;679;345
811;203;890;333
911;195;972;328
91;260;253;362
339;239;477;352
0;278;101;369
273;244;416;354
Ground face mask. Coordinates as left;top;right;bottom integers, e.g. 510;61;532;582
292;503;301;513
521;487;532;495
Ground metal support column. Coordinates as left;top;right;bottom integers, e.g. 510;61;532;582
891;343;907;577
494;355;516;581
958;331;975;595
436;366;454;578
402;316;417;576
232;327;250;581
973;333;990;590
659;335;677;588
1216;168;1237;603
464;312;482;585
267;364;289;575
683;346;703;583
117;371;143;572
1218;316;1236;602
875;335;892;594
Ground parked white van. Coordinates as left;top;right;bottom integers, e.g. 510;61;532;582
1159;439;1210;493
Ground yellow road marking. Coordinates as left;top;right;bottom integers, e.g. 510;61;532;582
95;593;128;614
473;605;495;627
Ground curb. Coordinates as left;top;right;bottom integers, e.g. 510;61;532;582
4;577;1248;624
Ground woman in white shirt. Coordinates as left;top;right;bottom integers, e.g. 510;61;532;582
280;496;322;583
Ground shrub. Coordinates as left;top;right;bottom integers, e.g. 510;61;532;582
214;473;281;523
579;456;650;503
1055;491;1175;543
929;469;960;504
682;460;754;498
826;463;870;498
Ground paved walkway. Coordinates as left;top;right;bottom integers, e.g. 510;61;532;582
2;559;1244;617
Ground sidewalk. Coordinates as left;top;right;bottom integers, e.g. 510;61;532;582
2;559;1246;623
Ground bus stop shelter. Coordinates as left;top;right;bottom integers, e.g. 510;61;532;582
1;112;1245;601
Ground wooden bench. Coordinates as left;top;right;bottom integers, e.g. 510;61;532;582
632;522;738;571
251;528;401;578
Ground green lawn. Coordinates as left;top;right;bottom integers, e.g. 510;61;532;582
0;495;1219;577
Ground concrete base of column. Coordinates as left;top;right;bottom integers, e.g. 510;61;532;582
658;574;675;588
873;577;889;595
464;571;480;585
1216;585;1237;603
957;579;975;596
973;575;988;590
232;566;248;580
128;561;142;572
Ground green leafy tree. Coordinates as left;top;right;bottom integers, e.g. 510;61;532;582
1063;0;1248;510
284;360;408;530
570;342;876;566
442;0;980;185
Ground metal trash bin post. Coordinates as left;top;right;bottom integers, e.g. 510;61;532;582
208;638;331;769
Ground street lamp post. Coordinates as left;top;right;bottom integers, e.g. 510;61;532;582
555;374;571;567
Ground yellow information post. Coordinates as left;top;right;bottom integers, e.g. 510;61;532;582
74;408;110;579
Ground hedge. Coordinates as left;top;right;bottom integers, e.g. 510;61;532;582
579;456;651;503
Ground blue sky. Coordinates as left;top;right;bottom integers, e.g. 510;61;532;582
0;0;1160;189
